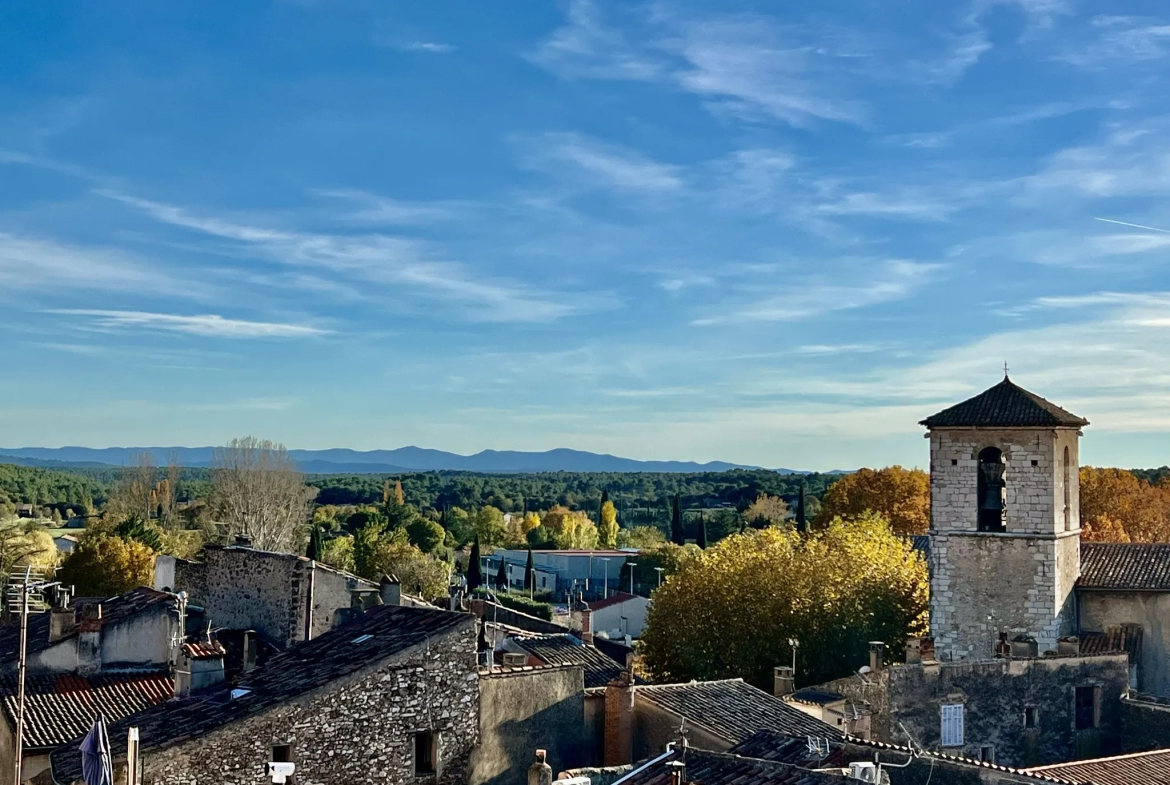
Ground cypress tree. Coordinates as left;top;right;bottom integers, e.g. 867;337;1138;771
599;489;609;527
670;494;685;545
468;538;483;592
306;525;324;561
524;548;536;597
697;510;708;548
495;553;508;590
796;480;807;533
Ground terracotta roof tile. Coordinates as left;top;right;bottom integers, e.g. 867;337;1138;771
920;378;1088;429
1078;543;1170;590
1025;748;1170;785
0;672;173;750
635;680;840;745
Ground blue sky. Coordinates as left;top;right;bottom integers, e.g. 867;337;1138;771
2;0;1170;471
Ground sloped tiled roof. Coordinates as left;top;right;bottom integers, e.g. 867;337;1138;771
617;747;848;785
588;592;645;612
1078;543;1170;590
512;633;632;688
52;604;474;784
730;731;846;768
636;680;841;745
1079;627;1142;658
0;587;176;663
919;378;1088;429
1025;748;1170;785
0;672;173;749
786;689;845;707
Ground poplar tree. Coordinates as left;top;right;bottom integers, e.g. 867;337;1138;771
467;537;483;591
670;494;685;545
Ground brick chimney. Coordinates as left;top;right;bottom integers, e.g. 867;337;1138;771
868;641;885;672
773;666;795;697
604;671;635;766
49;589;76;644
528;750;553;785
578;607;593;646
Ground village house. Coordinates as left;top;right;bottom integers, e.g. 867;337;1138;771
155;538;378;648
586;593;650;641
45;602;480;785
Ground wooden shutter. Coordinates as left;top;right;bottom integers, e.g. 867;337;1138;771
941;703;964;747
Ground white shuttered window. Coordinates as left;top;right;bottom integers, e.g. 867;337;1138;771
941;703;965;747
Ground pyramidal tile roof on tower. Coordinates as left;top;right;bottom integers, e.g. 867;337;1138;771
919;377;1088;429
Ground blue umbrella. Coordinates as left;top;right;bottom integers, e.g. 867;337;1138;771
79;713;113;785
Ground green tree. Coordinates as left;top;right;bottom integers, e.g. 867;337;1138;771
640;513;927;688
744;494;789;529
617;525;666;549
58;535;156;597
524;548;535;595
467;538;483;591
321;534;356;573
495;553;508;590
365;541;451;600
114;515;163;552
697;511;708;548
474;506;507;547
406;517;445;554
0;518;56;576
307;525;324;560
796;480;807;532
670;494;684;545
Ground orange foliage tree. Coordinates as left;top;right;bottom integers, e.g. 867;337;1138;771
814;466;930;535
1080;467;1170;542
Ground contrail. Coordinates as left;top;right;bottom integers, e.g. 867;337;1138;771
1094;217;1170;234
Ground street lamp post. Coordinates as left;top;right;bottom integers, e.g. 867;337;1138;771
654;567;664;588
628;562;637;596
601;559;611;599
587;553;593;596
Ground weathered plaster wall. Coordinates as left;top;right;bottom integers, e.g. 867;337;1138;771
929;428;1081;659
584;692;605;765
591;599;649;640
1079;590;1170;696
470;666;587;785
631;700;726;762
1119;695;1170;753
887;655;1128;768
136;624;479;785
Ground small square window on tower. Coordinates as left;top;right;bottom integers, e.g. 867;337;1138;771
951;459;958;466
1031;459;1039;467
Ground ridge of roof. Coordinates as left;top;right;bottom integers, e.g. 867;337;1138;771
920;377;1088;429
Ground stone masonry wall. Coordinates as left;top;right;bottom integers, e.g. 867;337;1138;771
173;546;374;648
139;621;479;785
929;428;1081;660
1079;590;1170;696
887;654;1128;768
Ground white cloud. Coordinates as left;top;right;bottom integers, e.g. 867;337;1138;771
49;310;330;338
1058;16;1170;68
398;41;457;53
99;191;594;323
694;260;940;325
314;189;458;225
529;0;661;80
529;132;684;192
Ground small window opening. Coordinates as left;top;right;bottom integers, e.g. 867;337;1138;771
271;744;292;763
951;459;958;466
1031;459;1038;467
1024;707;1038;729
414;730;438;776
977;447;1007;532
1075;686;1100;730
979;746;995;764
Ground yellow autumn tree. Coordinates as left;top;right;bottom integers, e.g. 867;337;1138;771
640;513;928;688
599;500;619;548
58;535;155;597
814;466;929;534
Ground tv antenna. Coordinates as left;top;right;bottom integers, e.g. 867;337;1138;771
6;566;60;785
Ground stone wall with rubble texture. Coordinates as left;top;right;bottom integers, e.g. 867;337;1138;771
138;620;479;785
928;428;1081;660
887;654;1128;768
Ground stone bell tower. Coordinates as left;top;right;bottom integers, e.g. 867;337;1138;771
920;375;1087;661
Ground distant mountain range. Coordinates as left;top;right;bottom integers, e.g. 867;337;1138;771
0;446;825;475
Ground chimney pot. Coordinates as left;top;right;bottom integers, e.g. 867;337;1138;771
868;641;885;672
380;575;401;607
49;606;77;644
528;750;553;785
773;666;795;697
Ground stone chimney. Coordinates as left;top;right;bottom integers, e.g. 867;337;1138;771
528;750;553;785
604;671;635;766
76;602;104;676
49;589;76;644
380;574;401;607
995;631;1012;658
773;666;795;697
868;641;885;672
1057;636;1080;657
174;637;226;698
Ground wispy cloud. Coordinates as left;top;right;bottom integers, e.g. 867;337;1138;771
314;189;458;225
528;0;661;80
99;191;594;322
1058;16;1170;68
49;310;330;338
694;260;940;325
397;41;457;53
527;132;684;193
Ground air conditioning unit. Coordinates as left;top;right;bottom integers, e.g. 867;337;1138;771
848;762;878;783
502;652;528;667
